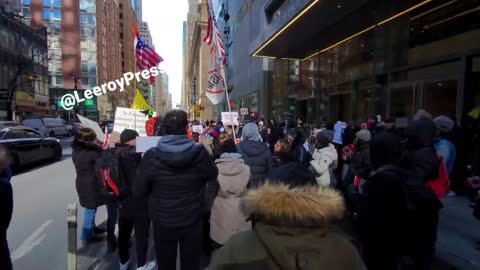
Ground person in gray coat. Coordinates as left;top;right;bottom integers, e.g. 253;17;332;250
237;122;272;187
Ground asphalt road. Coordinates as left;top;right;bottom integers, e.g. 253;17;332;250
7;136;109;270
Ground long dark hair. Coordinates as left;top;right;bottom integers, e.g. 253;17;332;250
74;128;96;143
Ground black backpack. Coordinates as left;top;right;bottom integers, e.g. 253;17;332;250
96;147;126;204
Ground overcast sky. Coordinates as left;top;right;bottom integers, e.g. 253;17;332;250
143;0;188;107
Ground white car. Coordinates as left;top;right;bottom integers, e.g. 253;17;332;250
22;118;71;137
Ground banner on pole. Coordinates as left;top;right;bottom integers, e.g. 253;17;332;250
221;112;239;126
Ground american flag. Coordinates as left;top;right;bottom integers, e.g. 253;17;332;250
203;0;226;65
134;29;163;85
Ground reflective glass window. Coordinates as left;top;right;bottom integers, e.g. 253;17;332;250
53;11;61;21
88;65;96;76
53;0;60;8
43;0;50;7
23;0;31;5
89;77;97;88
43;10;51;21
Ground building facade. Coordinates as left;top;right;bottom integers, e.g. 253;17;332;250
184;0;215;122
130;0;140;21
221;0;480;127
155;71;169;116
0;9;48;120
96;0;121;120
117;0;136;108
138;21;153;106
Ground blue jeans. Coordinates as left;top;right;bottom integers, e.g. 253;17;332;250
81;208;97;241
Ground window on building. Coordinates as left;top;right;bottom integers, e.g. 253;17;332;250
23;8;30;16
43;10;51;21
23;0;31;5
89;77;97;88
80;14;87;24
120;33;123;39
53;10;61;21
119;3;123;9
88;14;95;24
43;0;50;7
53;0;60;8
82;77;88;87
55;75;63;86
88;64;96;76
82;64;88;74
119;13;123;19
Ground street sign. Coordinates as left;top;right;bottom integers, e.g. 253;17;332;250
240;108;248;115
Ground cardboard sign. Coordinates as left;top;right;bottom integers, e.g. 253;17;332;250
221;112;239;126
113;107;156;136
77;114;106;142
192;125;204;134
136;136;162;153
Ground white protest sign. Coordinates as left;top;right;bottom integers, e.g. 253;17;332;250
136;136;162;153
192;125;204;134
221;112;239;126
240;108;249;115
113;107;156;136
77;114;106;142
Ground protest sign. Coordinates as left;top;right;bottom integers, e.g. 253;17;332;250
240;108;248;115
136;136;162;153
77;114;106;142
192;125;204;134
221;112;239;126
113;107;156;136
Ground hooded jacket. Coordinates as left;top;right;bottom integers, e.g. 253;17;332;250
237;141;272;187
269;152;317;187
72;140;103;209
134;135;218;227
0;168;13;270
310;143;338;186
210;153;252;245
209;183;365;270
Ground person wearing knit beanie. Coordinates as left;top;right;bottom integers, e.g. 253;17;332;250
356;129;371;143
120;129;139;144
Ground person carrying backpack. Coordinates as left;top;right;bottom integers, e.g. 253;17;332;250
114;130;156;270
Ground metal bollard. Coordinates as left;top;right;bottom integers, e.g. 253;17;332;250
67;203;77;270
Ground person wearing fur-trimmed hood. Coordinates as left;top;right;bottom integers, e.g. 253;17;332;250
209;182;365;270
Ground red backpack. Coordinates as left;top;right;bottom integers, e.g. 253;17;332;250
426;155;450;200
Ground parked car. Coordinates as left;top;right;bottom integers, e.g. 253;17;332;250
71;123;84;135
0;121;22;127
0;126;62;170
61;119;73;135
100;120;114;134
22;118;71;137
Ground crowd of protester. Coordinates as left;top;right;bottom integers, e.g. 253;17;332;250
3;108;479;270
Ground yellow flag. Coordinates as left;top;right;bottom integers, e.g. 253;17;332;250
468;106;480;120
131;89;150;110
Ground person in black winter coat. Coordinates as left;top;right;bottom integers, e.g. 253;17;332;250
0;146;13;270
402;118;443;270
72;128;105;243
359;133;409;270
135;110;218;270
237;122;273;187
269;138;316;186
115;129;156;270
287;128;310;167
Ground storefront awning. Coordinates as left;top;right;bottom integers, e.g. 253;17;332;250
252;0;433;60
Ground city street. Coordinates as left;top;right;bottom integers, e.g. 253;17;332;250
7;137;110;270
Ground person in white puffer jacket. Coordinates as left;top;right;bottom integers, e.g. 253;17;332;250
310;131;338;186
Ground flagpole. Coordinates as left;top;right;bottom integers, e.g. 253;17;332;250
206;0;237;143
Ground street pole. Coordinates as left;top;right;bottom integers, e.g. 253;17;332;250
67;203;77;270
71;73;79;123
193;75;197;123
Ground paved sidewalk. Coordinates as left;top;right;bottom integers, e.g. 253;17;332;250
435;196;480;270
